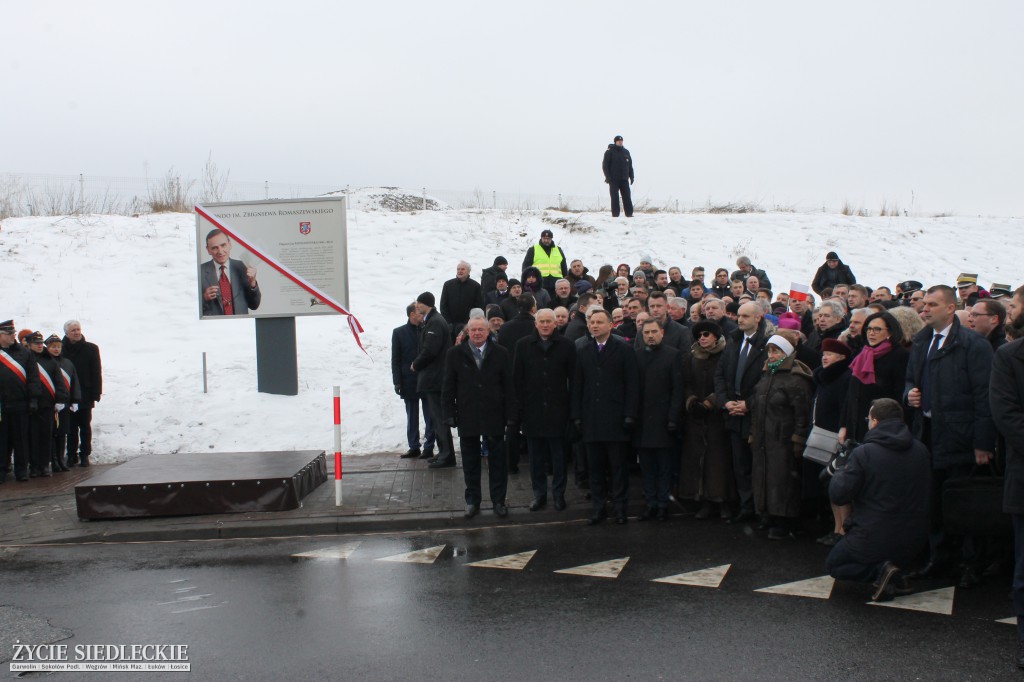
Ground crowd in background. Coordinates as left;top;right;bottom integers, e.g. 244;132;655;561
391;228;1024;613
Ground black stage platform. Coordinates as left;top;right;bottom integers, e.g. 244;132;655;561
75;450;327;520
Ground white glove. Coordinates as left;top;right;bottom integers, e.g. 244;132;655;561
70;403;79;413
55;403;65;412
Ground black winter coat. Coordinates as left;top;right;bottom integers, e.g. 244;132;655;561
0;342;42;410
829;419;930;565
714;321;770;438
992;339;1024;513
480;259;507;295
440;277;485;328
571;335;639;443
61;336;101;403
602;144;634;182
730;266;772;292
497;313;535;356
633;318;693;353
411;310;452;392
34;352;70;408
807;321;847;354
391;322;421;397
513;332;575;438
56;357;82;406
812;261;857;296
841;344;909;442
904;318;995;468
442;342;515;438
633;344;685;449
812;359;851;433
563;315;589;342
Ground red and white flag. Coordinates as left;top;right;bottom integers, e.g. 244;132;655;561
789;282;811;302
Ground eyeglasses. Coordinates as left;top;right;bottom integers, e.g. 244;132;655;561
698;331;717;338
865;326;888;333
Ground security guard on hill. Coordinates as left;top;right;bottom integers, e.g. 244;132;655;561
521;229;568;299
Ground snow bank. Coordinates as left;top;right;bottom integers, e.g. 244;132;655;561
1;192;1018;462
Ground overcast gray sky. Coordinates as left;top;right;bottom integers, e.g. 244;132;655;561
5;1;1022;215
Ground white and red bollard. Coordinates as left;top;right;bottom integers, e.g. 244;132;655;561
333;386;343;506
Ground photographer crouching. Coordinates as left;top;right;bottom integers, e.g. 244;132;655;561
824;398;931;601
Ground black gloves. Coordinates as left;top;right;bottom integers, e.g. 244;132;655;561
394;384;403;397
687;400;706;416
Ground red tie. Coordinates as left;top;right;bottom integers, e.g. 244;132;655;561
219;266;234;315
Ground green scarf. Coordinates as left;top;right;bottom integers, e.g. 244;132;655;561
767;358;785;374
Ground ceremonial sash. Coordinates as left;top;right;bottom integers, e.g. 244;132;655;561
0;349;27;383
61;367;72;391
38;365;56;400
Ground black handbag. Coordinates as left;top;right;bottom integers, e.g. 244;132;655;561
941;463;1011;537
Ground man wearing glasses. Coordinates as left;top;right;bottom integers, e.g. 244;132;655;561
0;320;42;483
969;300;1008;352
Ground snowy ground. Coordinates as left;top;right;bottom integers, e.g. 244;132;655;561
1;188;1020;463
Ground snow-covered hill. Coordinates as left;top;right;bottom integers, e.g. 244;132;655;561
1;189;1019;462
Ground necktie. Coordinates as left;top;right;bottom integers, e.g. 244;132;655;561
921;333;943;414
473;345;484;369
219;266;234;315
597;342;605;353
735;337;750;388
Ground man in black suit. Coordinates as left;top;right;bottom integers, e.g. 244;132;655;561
443;317;516;519
514;308;575;512
392;303;434;459
199;229;261;316
497;294;537;474
714;302;769;523
904;284;995;586
411;292;454;468
440;261;485;335
571;307;639;525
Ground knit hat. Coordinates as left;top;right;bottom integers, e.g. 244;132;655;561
44;334;61;346
486;307;505;321
416;292;435;308
508;278;521;288
826;251;839;261
692;320;723;340
821;338;853;358
17;329;33;344
574;280;593;294
495;271;509;283
540;229;554;239
766;334;795;357
613;135;623;142
493;256;508;266
639;254;653;264
777;311;802;331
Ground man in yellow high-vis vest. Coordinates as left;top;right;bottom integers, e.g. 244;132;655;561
521;229;568;298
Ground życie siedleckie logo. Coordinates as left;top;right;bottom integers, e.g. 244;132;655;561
309;298;328;307
299;221;312;235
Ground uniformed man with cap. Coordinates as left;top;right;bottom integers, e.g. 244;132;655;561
25;332;69;477
0;320;42;482
991;283;1014;300
45;334;81;472
956;273;990;309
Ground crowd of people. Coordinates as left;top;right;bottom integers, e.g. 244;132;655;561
392;228;1024;623
0;320;102;481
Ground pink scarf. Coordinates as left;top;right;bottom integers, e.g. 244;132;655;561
850;339;893;385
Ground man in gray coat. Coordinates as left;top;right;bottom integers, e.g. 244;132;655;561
199;229;261;316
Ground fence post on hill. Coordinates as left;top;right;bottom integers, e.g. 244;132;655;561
422;188;426;210
264;181;269;200
202;352;208;393
333;386;343;506
492;190;496;209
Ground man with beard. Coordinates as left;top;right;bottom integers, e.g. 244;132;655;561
602;135;634;217
990;285;1024;668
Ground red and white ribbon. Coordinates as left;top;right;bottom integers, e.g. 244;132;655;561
195;204;367;354
0;349;27;383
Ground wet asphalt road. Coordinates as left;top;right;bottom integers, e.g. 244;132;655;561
1;515;1020;681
